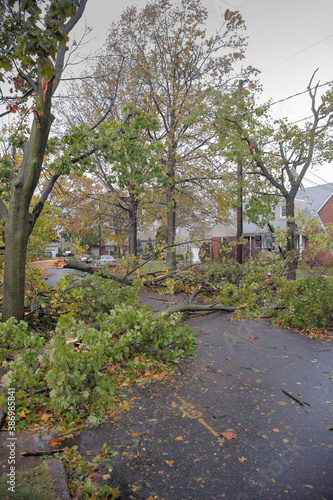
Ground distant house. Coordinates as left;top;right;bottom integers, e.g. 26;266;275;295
90;239;127;257
44;242;59;259
137;220;161;250
301;183;333;229
207;185;333;262
175;226;200;262
137;223;201;262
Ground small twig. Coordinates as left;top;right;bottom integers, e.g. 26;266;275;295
282;388;307;406
135;431;150;438
149;296;170;302
169;361;185;375
30;387;50;395
206;365;218;373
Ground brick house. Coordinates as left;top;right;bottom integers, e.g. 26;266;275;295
302;183;333;228
207;184;333;262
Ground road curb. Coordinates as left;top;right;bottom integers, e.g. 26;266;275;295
45;458;71;500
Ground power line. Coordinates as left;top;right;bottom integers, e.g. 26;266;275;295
304;172;333;191
262;33;333;74
270;81;332;107
303;177;331;190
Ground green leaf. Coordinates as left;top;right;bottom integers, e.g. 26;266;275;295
88;415;98;424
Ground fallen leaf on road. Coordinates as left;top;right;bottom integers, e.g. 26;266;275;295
221;431;236;440
176;436;183;441
165;460;174;467
238;456;247;462
250;335;258;340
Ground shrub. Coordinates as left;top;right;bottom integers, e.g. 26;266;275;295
275;276;333;333
0;306;196;425
199;242;210;263
155;225;167;247
217;241;233;261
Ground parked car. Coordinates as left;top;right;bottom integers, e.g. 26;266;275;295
95;255;118;267
79;254;92;263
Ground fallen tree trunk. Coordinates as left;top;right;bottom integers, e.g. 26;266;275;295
63;259;183;287
63;260;134;285
159;301;236;316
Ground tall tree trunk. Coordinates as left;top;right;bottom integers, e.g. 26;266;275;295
2;80;54;321
3;205;30;322
166;184;176;269
285;195;297;280
236;163;243;264
128;193;138;256
166;140;177;270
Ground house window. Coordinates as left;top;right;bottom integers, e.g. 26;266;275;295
254;235;261;247
265;237;274;251
281;205;286;218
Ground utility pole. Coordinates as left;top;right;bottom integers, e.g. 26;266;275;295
236;162;243;264
236;79;248;265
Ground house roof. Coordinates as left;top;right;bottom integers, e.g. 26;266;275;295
208;216;289;238
302;183;333;213
208;222;236;238
242;218;287;235
137;230;154;241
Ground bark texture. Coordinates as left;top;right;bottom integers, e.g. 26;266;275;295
3;82;54;321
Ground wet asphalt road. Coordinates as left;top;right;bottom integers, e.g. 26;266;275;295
42;267;87;287
62;293;333;500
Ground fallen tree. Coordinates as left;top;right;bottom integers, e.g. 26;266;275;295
29;258;238;319
63;262;238;317
28;253;333;338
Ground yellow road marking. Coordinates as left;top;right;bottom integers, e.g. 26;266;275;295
198;418;220;437
172;395;219;438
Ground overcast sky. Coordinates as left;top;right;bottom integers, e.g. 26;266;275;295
74;0;333;187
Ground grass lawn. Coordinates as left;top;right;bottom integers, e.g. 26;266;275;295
0;461;58;500
139;260;168;273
